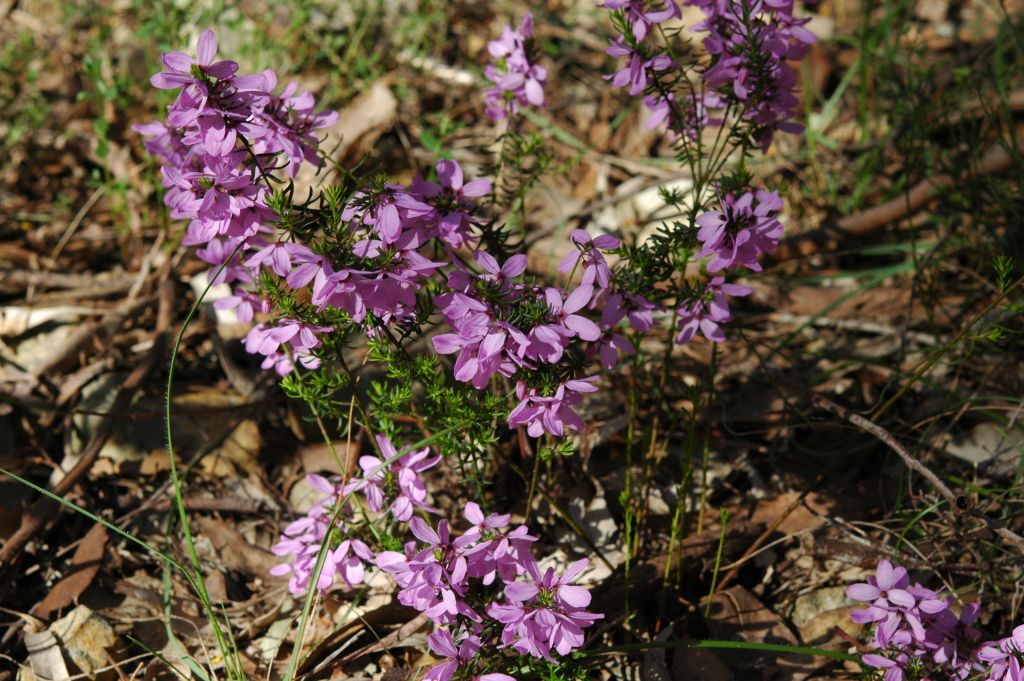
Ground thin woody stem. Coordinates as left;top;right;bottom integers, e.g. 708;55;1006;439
811;393;1024;555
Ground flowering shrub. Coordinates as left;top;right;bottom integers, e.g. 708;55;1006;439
137;1;821;676
848;560;1024;681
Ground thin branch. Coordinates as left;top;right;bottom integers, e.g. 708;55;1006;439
811;393;1024;555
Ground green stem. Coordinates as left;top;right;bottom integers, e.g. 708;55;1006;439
697;342;718;534
165;253;241;681
586;639;861;664
704;507;730;619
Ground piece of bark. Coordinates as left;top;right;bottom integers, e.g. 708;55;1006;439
25;630;70;681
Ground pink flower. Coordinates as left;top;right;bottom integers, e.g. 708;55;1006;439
343;434;441;521
484;14;548;119
695;189;784;272
847;559;917;621
674;277;751;345
150;30;239;90
557;229;620;289
508;377;599;437
600;291;658;332
487;558;602;660
269;512;374;595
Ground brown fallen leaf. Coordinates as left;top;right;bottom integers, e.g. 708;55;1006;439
797;606;863;646
193;516;287;584
748;491;868;536
31;522;108;621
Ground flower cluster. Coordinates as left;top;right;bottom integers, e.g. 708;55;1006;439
599;0;683;130
269;474;373;594
669;187;782;343
484;14;548;120
271;449;603;670
343;434;442;522
376;506;602;662
695;188;784;272
135;29;338;374
431;236;628;437
692;0;817;151
140;30;639;437
674;277;752;344
600;0;816;151
848;560;1024;681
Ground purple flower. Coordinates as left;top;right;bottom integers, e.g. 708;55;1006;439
377;516;487;625
847;559;917;622
484;14;548;120
598;0;681;41
342;434;441;522
194;237;252;286
691;3;816;151
243;319;330;356
604;38;675;95
674;277;751;344
150;30;238;91
250;69;339;178
645;91;725;140
695;189;784;272
587;329;635;369
425;631;480;681
412;159;492;249
508;377;599;437
600;291;657;332
558;229;620;289
213;288;262;323
487;558;603;660
269;512;374;595
245;241;309;278
524;286;601;363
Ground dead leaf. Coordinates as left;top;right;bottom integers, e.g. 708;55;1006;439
0;306;100;337
193;516;287;583
797;606;863;646
48;605;123;681
297;440;356;477
32;523;108;621
25;630;70;681
749;492;861;536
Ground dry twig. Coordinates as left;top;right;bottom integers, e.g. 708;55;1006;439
811;393;1024;555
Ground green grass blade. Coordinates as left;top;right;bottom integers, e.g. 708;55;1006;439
585;639;862;663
